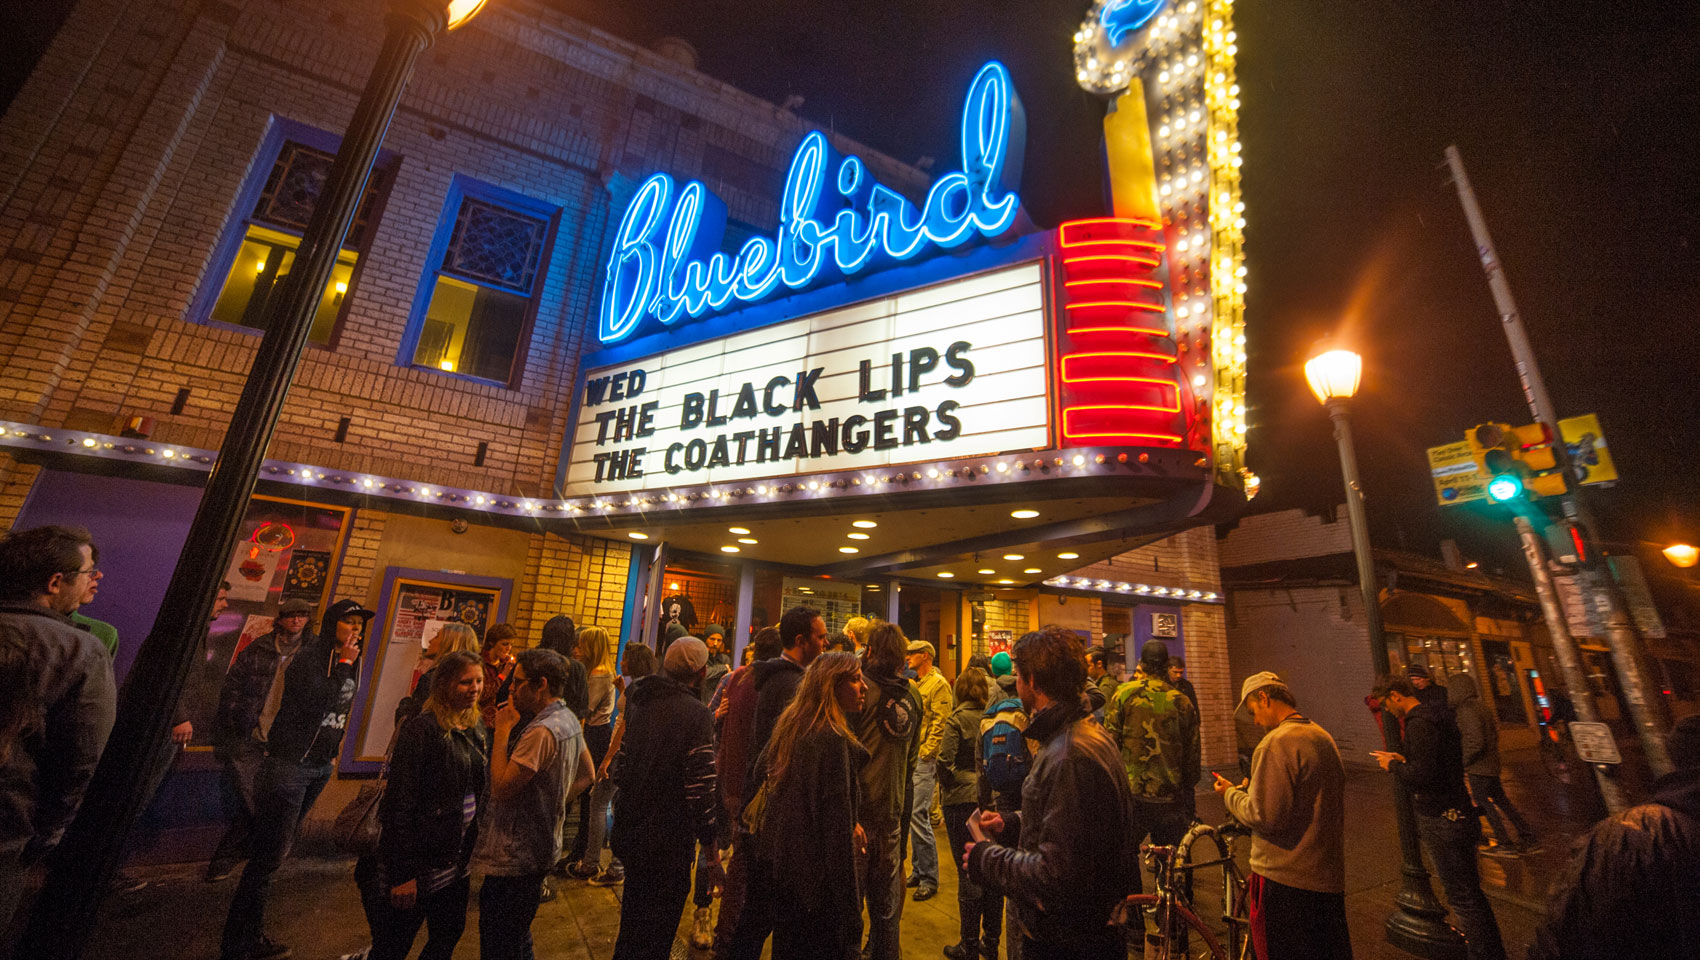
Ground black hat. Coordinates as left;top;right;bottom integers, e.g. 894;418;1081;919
325;598;375;622
1139;639;1171;672
1406;663;1432;679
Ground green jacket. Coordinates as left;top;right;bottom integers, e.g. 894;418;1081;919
1104;673;1200;802
854;671;923;825
937;701;982;807
1095;672;1122;703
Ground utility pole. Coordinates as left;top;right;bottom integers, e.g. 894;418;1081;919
1445;145;1672;776
1512;515;1628;813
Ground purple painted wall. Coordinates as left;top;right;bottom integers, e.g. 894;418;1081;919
16;468;204;679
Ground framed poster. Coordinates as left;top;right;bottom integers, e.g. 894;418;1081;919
343;567;510;773
191;495;352;750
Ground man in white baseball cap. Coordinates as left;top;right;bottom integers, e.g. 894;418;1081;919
1214;672;1351;960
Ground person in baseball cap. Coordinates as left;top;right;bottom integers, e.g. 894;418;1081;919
664;635;709;682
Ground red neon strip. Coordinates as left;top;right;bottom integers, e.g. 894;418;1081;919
1061;352;1179;380
1062;216;1164;231
1068;325;1172;336
1064;278;1164;289
1060;238;1166;251
1062;254;1161;268
1065;301;1166;312
1064;430;1186;442
1065;387;1181;416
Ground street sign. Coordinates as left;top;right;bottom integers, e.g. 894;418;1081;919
1431;413;1615;506
1428;441;1489;505
1568;721;1622;765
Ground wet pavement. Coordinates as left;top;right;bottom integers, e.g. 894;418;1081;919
83;745;1625;959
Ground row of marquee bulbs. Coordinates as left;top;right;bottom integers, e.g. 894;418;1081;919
1046;574;1221;603
1072;0;1227;92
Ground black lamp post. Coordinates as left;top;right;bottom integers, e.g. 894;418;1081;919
19;3;487;956
1305;345;1466;959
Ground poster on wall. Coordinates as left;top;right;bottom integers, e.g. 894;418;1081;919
355;576;504;763
987;629;1014;656
280;549;332;604
222;549;280;603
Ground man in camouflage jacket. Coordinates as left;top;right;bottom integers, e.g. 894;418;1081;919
1104;640;1200;859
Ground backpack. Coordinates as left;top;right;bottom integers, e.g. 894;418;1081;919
980;696;1032;796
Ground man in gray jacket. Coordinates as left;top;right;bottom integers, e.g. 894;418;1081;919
1448;673;1539;855
0;525;117;930
1216;672;1350;960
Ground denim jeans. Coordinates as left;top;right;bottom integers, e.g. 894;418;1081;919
366;873;469;960
858;817;906;960
612;844;694;960
944;802;1001;951
1416;811;1506;960
908;760;939;886
219;756;333;959
211;739;265;868
580;777;618;870
479;871;548;960
1466;774;1537;848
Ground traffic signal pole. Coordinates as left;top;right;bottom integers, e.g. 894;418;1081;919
1512;514;1628;813
1445;146;1673;776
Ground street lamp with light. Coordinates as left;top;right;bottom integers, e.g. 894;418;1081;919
1664;543;1699;569
1305;342;1465;958
20;3;491;955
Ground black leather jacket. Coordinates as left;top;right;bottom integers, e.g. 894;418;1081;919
1529;766;1700;960
967;698;1139;945
378;711;489;885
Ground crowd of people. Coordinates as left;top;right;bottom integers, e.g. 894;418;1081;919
4;522;1700;960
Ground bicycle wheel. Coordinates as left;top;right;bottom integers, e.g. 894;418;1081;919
1123;893;1228;960
1176;824;1253;960
1539;735;1575;784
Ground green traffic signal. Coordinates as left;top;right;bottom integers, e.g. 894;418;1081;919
1488;474;1523;502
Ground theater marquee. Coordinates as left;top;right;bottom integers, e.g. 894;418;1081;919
565;262;1049;496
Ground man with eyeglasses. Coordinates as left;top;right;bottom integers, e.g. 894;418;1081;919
0;525;117;932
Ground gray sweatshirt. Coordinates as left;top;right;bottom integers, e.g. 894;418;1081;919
1222;714;1346;894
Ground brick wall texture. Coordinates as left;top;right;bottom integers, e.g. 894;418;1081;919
0;0;929;638
1217;507;1352;566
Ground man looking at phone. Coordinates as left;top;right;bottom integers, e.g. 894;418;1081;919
1215;672;1350;960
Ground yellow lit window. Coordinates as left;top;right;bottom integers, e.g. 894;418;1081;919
209;225;356;343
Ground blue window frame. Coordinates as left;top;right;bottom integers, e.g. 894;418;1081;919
190;117;395;345
402;176;558;386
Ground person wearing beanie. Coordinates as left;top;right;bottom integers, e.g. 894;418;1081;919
1104;640;1200;905
1529;714;1700;960
699;624;730;707
608;637;725;960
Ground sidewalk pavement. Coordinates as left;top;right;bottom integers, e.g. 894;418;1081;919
86;745;1619;959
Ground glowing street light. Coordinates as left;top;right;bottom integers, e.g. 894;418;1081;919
1664;543;1699;569
1304;347;1363;403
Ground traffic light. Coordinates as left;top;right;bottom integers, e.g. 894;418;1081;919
1469;421;1568;501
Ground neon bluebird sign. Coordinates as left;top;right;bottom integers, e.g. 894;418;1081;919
598;61;1027;344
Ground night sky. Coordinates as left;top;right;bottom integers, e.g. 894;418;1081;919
6;1;1696;575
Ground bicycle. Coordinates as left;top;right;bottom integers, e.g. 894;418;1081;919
1115;820;1252;960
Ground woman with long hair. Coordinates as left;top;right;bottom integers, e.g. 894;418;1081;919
737;651;869;959
363;650;489;960
564;625;621;883
478;624;518;727
939;667;998;960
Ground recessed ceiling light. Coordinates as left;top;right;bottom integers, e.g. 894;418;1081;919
852;520;878;528
738;537;758;544
668;582;681;590
720;545;740;553
996;579;1015;585
627;532;649;540
937;571;955;578
1003;554;1025;561
839;546;860;554
1057;551;1079;560
1010;509;1040;519
847;532;870;540
729;526;751;535
978;568;996;575
1024;568;1041;574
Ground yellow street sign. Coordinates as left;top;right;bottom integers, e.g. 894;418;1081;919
1559;413;1616;486
1428;441;1488;505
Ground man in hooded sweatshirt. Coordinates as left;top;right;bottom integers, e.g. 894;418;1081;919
853;623;922;960
221;598;373;960
1447;672;1538;856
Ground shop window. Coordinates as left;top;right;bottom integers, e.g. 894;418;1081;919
405;179;555;386
200;130;390;344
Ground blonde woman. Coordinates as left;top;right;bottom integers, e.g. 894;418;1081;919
564;625;619;881
363;650;489;960
398;623;481;727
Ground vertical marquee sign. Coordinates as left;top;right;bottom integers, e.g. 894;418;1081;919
1072;0;1249;485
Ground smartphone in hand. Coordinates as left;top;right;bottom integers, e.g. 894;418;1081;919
966;808;989;844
